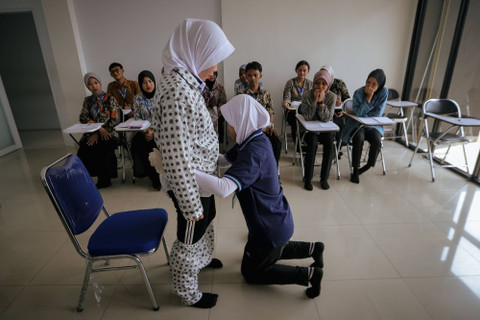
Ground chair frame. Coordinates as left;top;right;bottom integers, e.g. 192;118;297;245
383;89;410;147
408;99;471;182
293;113;340;180
40;153;170;312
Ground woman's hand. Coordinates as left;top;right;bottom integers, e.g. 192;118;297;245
336;96;343;106
364;87;375;103
265;126;278;136
86;132;99;146
98;127;111;141
282;102;290;109
313;89;326;105
144;129;154;141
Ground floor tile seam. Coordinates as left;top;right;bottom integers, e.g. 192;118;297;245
429;220;480;265
0;284;27;318
27;237;70;285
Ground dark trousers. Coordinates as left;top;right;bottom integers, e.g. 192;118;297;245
241;241;312;286
304;131;334;182
266;132;282;166
77;135;117;181
351;127;382;169
285;109;297;142
130;132;160;185
167;190;216;244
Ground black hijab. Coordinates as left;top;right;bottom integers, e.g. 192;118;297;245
367;69;386;95
138;70;156;99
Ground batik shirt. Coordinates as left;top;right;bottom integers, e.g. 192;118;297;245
107;79;141;110
79;92;119;138
133;93;154;121
329;78;350;102
152;68;218;220
240;87;274;115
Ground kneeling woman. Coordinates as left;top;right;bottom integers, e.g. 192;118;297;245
78;72;119;188
192;95;325;299
342;69;388;184
298;68;337;190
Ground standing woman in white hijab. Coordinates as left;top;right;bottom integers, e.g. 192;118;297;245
151;18;234;309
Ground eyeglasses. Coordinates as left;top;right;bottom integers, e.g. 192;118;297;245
110;68;122;74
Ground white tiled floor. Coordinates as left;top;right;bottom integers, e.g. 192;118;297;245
1;131;480;320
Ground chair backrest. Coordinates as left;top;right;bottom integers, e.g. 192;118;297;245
342;98;353;112
41;154;104;236
387;88;400;100
423;99;461;116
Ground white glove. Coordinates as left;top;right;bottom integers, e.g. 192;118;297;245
148;148;165;174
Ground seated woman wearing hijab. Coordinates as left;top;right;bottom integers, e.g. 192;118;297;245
77;72;119;188
341;69;388;184
193;95;324;299
131;70;161;190
321;65;350;156
298;68;337;191
150;18;234;309
282;60;313;147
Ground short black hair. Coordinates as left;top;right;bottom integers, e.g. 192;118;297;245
109;62;123;71
245;61;262;73
295;60;310;71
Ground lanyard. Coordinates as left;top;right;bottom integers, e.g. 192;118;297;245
118;86;127;103
142;96;153;117
297;85;305;97
95;93;106;122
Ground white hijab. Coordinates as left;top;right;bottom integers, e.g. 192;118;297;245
320;65;335;79
221;94;270;145
162;18;235;78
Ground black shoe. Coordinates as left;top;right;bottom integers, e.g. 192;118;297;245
191;293;218;308
350;173;359;184
96;178;112;189
304;181;313;191
320;180;330;190
206;258;223;269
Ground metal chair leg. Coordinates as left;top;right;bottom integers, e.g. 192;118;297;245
77;260;93;312
132;255;159;311
162;236;170;265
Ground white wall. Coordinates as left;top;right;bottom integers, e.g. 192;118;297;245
222;0;417;127
0;0;418;147
72;0;222;91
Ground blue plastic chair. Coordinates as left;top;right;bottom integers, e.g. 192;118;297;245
40;154;169;312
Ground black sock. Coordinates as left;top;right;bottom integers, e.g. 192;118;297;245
191;293;218;308
310;242;324;268
359;164;371;175
306;267;323;299
207;258;223;269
